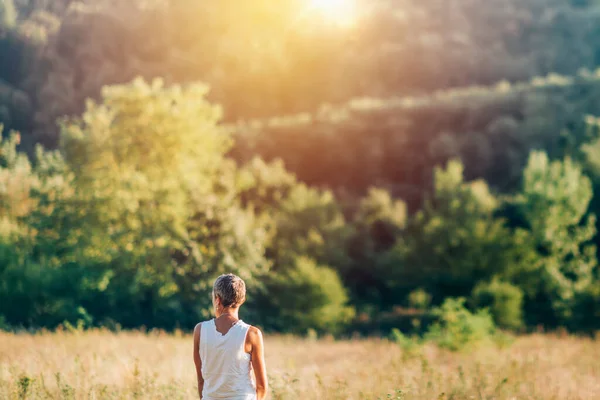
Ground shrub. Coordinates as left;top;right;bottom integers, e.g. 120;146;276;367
424;297;496;351
471;280;524;330
260;257;355;334
569;282;600;333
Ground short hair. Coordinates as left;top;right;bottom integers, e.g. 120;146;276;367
213;274;246;308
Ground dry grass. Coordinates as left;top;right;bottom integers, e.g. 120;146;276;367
0;329;599;399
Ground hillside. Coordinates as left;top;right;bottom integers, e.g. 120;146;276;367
232;71;600;207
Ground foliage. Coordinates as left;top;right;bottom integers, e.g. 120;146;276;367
236;157;298;215
235;156;351;273
269;184;351;270
383;160;534;303
344;188;406;306
234;157;359;332
569;281;600;332
3;75;600;335
516;151;596;324
233;72;600;209
424;298;497;352
0;79;272;329
4;0;600;334
257;257;355;334
471;280;524;330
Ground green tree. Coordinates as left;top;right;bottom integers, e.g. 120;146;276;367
0;130;82;327
236;157;297;215
346;188;407;306
234;157;355;331
384;160;534;304
236;157;351;270
270;183;351;269
516;151;596;324
471;280;524;330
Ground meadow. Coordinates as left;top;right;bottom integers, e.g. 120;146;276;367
1;330;599;400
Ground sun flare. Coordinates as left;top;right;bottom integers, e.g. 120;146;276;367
308;0;357;26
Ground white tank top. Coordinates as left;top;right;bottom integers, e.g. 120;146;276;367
199;319;256;400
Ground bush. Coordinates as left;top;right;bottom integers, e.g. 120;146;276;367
471;280;524;330
425;297;496;352
569;283;600;333
259;257;355;334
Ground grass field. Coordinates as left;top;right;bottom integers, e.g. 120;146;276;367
1;330;599;399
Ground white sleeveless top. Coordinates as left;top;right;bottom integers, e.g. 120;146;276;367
199;319;256;400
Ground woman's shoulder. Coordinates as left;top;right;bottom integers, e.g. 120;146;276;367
194;320;214;335
243;324;264;353
194;319;209;328
237;320;259;330
243;323;263;341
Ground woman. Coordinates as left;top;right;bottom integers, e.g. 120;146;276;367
193;274;268;400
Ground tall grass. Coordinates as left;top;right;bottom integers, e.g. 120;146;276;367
0;329;599;399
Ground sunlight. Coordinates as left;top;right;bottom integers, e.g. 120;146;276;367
308;0;357;27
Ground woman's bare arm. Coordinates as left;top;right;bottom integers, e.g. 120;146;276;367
193;323;204;399
248;326;268;400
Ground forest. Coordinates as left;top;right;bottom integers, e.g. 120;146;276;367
2;0;600;336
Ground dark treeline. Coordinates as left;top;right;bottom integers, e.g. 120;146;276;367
2;0;600;335
232;72;600;208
